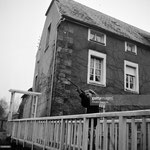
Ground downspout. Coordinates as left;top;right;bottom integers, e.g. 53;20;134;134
48;17;65;116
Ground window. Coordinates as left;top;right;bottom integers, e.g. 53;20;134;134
88;29;106;45
125;42;137;54
45;24;51;49
88;50;106;86
124;60;139;93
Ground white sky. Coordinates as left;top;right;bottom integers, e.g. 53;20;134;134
0;0;150;104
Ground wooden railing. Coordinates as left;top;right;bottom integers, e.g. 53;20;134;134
9;110;150;150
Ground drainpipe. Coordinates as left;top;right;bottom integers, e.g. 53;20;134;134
48;17;65;116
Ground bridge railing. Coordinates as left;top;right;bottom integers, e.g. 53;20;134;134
9;109;150;150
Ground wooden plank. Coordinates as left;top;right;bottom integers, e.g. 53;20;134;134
23;120;27;147
77;120;82;150
110;118;115;150
68;120;73;150
43;120;48;149
17;121;21;139
59;119;65;150
131;118;137;150
119;116;126;150
9;89;41;95
148;123;150;150
103;118;108;150
90;118;94;150
46;121;50;147
8;92;15;121
64;121;68;149
95;118;100;150
56;120;60;149
31;121;35;150
73;120;77;150
141;117;146;150
9;110;150;122
51;121;55;147
99;121;103;150
126;123;129;150
82;118;89;150
115;122;117;150
53;121;57;148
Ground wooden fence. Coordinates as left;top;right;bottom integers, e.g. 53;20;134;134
9;110;150;150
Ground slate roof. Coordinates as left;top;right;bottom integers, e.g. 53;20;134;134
47;0;150;47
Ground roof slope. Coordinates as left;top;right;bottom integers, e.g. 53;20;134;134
51;0;150;47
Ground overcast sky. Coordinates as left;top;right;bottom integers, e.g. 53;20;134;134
0;0;150;105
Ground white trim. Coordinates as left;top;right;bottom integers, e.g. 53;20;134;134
88;29;91;41
125;41;137;55
124;60;139;93
87;50;106;86
9;89;41;96
88;29;106;46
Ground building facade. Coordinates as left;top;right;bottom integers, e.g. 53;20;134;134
22;0;150;117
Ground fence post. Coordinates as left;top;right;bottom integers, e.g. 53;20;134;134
31;120;36;150
23;120;27;147
131;118;137;150
59;119;65;150
103;118;108;150
148;122;150;150
16;121;21;145
8;92;15;121
43;120;48;149
119;116;126;150
82;117;89;150
141;117;146;150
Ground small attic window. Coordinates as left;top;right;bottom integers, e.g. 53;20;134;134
125;42;137;54
88;29;106;46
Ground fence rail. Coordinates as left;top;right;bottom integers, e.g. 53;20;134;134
8;109;150;150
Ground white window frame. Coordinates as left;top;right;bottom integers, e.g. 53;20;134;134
124;60;139;93
125;41;137;54
87;50;106;86
88;29;106;46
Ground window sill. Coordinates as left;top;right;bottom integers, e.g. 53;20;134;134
89;39;106;46
88;81;106;87
125;50;137;55
125;88;139;94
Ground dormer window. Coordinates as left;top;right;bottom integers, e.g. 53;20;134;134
125;42;137;54
88;29;106;46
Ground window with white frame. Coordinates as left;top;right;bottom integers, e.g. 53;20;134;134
88;50;106;86
125;42;137;54
88;29;106;45
124;60;139;93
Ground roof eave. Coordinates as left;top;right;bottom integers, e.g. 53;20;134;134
61;14;150;48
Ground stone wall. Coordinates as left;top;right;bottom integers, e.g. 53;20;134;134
51;20;150;115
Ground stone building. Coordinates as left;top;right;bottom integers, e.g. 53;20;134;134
22;0;150;117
